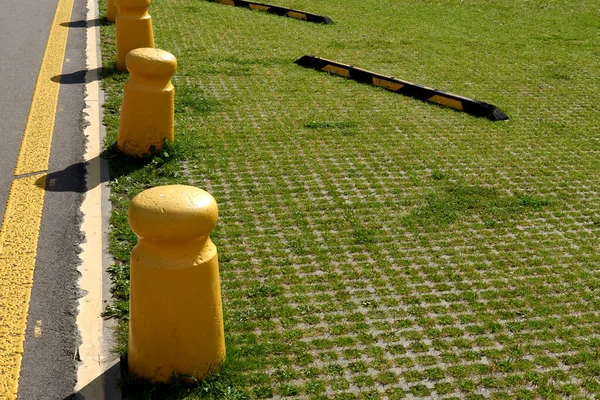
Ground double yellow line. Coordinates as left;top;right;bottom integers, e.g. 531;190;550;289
0;0;74;396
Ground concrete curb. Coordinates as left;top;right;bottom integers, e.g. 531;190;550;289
75;0;121;397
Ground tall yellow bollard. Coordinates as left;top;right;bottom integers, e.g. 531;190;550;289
106;0;117;23
127;185;226;382
114;0;155;71
117;48;176;157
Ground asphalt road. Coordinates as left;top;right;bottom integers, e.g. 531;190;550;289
0;0;87;398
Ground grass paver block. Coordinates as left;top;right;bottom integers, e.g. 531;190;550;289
99;0;600;397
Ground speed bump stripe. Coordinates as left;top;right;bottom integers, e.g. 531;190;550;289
209;0;334;24
429;95;464;111
249;3;269;11
295;55;508;121
372;77;403;91
287;11;307;20
323;64;350;77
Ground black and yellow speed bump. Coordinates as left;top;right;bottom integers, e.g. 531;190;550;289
295;55;508;121
208;0;334;24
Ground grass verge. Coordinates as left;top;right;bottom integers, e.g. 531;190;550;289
100;0;600;398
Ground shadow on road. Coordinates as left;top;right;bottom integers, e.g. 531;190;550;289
35;156;109;193
51;68;102;84
36;148;153;193
60;18;110;28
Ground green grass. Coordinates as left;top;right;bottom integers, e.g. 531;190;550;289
100;0;600;398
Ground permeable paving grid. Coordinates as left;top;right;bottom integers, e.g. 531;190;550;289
102;0;600;397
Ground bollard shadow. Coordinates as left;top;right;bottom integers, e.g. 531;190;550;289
113;343;245;399
60;18;111;28
117;356;225;400
37;143;180;193
63;355;208;399
35;156;110;193
99;142;173;180
51;68;102;84
36;162;87;193
62;360;122;400
100;63;130;81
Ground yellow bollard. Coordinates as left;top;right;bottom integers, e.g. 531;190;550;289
106;0;117;23
114;0;155;71
127;185;226;382
117;48;176;157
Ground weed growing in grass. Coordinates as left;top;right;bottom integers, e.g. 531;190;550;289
402;184;553;230
174;83;220;115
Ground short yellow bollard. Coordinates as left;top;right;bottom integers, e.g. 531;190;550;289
114;0;155;71
117;48;176;157
106;0;117;23
127;185;226;382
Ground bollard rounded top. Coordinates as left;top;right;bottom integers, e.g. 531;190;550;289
126;48;177;79
129;185;218;241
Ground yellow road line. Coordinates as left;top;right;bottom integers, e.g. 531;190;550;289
0;0;74;396
14;0;74;176
0;174;47;398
